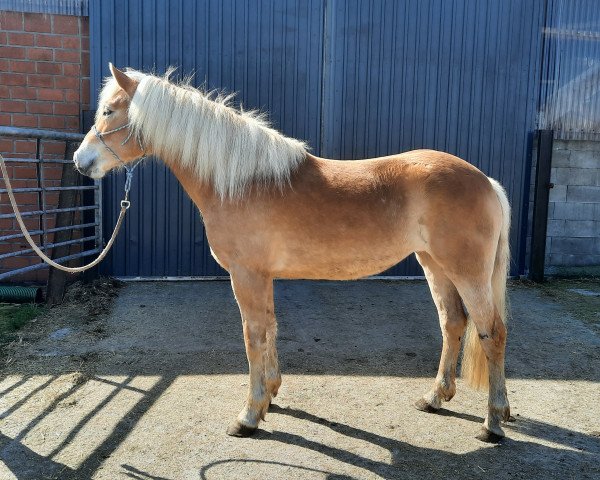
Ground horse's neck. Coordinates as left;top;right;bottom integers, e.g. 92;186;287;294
165;157;220;214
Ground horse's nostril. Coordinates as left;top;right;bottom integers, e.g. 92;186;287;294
72;151;95;176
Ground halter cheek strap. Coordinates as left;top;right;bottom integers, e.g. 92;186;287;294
92;123;147;208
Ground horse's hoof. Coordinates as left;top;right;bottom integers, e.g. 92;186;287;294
414;398;439;413
476;427;505;444
226;421;257;438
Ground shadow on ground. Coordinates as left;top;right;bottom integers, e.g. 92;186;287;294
0;280;598;479
1;386;598;479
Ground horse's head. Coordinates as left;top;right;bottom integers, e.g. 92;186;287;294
74;63;145;178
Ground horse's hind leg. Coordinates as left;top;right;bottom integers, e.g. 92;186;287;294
226;268;273;437
454;278;510;442
415;252;467;411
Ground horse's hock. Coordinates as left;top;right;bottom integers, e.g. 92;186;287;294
0;279;598;479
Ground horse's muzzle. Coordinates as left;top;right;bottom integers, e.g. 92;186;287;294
73;155;91;177
73;145;99;178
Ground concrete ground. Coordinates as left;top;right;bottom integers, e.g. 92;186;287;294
0;279;599;479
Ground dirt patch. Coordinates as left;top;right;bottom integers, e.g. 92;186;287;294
53;276;123;320
2;277;122;374
521;278;600;331
0;279;599;479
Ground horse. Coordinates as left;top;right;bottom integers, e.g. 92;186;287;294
74;64;512;443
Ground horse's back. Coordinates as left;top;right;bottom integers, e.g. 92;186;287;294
204;149;502;280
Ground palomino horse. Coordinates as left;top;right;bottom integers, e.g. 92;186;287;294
74;64;511;443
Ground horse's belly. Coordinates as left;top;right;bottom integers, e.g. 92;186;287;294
273;241;413;280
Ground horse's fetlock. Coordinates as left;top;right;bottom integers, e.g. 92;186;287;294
487;402;511;428
491;404;511;422
443;390;455;402
266;376;282;398
437;376;456;401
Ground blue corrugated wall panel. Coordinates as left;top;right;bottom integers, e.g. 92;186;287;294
321;0;545;275
91;0;325;277
91;0;545;277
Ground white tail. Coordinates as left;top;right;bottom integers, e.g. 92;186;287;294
461;178;511;390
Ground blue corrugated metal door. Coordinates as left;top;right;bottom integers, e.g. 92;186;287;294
321;0;545;275
91;0;545;277
91;0;325;277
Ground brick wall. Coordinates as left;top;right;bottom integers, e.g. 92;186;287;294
527;139;600;275
0;11;90;283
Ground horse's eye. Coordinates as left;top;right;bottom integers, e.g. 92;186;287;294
103;108;113;116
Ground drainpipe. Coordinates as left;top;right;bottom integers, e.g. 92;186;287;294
529;129;554;282
0;285;43;303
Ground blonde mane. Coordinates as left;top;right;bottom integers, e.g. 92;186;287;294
99;69;307;198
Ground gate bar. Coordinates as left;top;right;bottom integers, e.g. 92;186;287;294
0;236;96;261
0;249;101;281
0;205;98;220
0;185;97;194
0;222;100;242
0;126;84;142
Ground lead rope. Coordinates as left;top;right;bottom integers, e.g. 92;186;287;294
0;152;137;274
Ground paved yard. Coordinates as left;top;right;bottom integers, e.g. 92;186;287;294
0;279;599;479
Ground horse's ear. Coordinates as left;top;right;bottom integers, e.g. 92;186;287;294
109;62;138;98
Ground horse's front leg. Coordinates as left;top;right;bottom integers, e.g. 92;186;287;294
265;308;282;399
227;268;274;437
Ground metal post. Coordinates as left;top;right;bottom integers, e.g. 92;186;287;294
46;141;81;305
35;138;45;249
39;140;47;247
529;129;554;282
81;110;100;283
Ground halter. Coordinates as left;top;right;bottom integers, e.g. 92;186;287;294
92;122;146;209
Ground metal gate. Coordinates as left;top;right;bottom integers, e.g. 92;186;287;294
0;126;101;281
90;0;547;277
